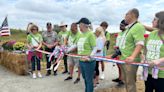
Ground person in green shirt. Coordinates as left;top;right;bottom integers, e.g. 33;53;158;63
58;22;69;74
76;18;96;92
27;24;43;79
111;19;128;87
64;23;81;84
120;8;145;92
144;11;164;92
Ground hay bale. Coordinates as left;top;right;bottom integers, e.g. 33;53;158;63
0;51;27;75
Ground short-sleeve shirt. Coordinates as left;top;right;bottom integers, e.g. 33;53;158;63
146;30;164;78
115;32;125;47
77;31;96;55
95;37;105;56
67;31;80;47
58;31;69;44
119;22;145;62
42;31;58;45
27;33;43;47
105;31;110;41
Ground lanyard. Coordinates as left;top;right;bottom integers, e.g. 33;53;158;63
119;21;138;48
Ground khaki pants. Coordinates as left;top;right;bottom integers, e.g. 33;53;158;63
119;64;125;81
122;64;138;92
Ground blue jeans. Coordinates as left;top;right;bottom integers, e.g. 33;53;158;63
31;56;41;71
79;60;96;92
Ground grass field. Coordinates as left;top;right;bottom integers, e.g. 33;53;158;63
0;29;27;42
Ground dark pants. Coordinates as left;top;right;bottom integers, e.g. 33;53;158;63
95;61;99;76
63;55;68;72
106;41;110;50
145;74;164;92
31;56;41;71
45;48;57;74
80;61;96;92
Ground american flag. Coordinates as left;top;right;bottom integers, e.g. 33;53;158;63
0;16;10;36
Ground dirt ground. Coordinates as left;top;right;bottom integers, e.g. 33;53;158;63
0;62;145;92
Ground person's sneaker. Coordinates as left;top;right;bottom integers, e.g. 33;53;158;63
38;72;42;78
116;81;125;87
32;73;37;79
54;72;58;76
74;78;80;84
64;76;72;81
46;73;51;76
46;71;51;76
62;71;68;74
112;78;121;83
100;72;105;80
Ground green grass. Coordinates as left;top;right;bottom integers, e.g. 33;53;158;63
0;29;27;42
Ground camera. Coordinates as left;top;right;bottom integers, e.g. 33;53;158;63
111;46;121;58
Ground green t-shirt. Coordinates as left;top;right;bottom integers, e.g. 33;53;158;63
119;22;145;62
27;33;43;47
77;31;96;55
67;31;80;47
116;32;125;47
67;31;80;54
105;31;110;41
146;30;164;78
58;31;69;44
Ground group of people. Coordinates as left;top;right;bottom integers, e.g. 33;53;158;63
26;8;164;92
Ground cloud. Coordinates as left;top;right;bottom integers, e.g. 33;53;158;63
0;0;163;33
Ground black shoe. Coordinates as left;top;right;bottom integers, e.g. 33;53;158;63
74;78;80;84
62;71;68;74
46;71;51;76
64;76;72;81
116;81;124;87
54;72;57;76
112;78;121;83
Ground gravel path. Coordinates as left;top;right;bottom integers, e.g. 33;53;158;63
0;63;119;92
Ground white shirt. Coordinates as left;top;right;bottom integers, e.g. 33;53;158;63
95;37;105;56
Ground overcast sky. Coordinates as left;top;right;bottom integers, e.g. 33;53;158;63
0;0;164;32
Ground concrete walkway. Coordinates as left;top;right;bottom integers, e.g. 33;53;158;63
0;63;119;92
